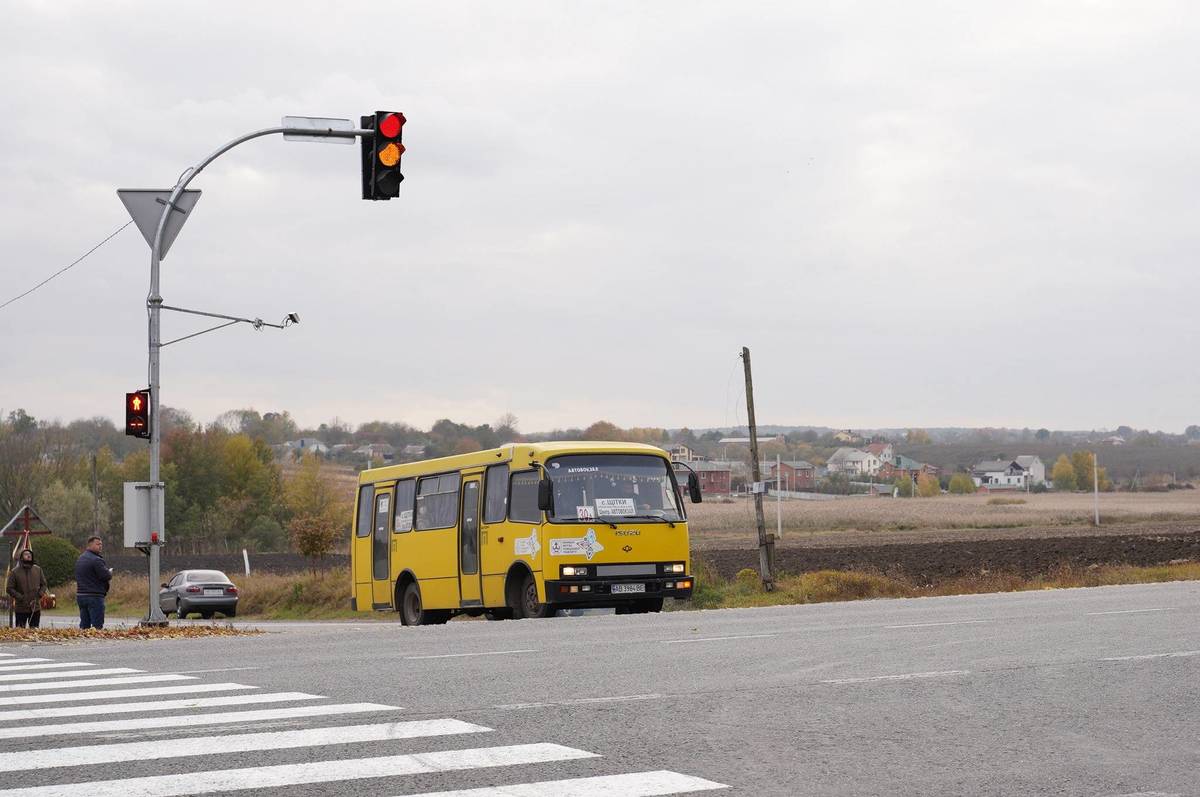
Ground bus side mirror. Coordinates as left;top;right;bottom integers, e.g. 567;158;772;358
687;472;702;503
537;479;555;512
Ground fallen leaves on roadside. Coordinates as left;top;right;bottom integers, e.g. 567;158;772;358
0;624;262;645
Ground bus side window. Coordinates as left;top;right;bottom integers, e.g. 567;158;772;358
393;479;415;533
509;471;540;523
483;464;507;524
355;485;375;538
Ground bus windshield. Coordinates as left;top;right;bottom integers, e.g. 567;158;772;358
546;454;683;523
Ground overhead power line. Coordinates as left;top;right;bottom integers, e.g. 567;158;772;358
0;220;134;312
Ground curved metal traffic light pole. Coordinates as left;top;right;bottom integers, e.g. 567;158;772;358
141;125;369;625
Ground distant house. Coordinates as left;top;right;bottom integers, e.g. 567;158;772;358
878;454;936;482
677;460;732;496
826;447;882;477
833;430;860;443
1100;436;1126;446
971;460;1027;489
768;460;816;490
355;443;396;463
1014;455;1046;485
864;442;895;465
668;443;696;463
286;438;329;455
401;444;428;460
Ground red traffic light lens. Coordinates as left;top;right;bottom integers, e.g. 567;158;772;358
379;113;404;138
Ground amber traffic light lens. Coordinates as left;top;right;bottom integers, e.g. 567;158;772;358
377;142;404;167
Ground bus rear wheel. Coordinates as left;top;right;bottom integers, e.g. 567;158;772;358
400;582;450;626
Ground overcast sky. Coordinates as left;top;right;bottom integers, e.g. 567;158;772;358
1;1;1197;435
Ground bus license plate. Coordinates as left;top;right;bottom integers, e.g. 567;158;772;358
612;583;646;594
203;589;224;596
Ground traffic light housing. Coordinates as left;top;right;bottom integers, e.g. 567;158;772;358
361;111;405;200
125;390;151;439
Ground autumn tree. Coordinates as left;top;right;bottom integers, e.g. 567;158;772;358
917;472;941;497
1052;455;1077;491
906;429;932;444
893;477;914;497
948;473;977;494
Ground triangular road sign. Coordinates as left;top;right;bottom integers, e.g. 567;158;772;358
117;189;202;260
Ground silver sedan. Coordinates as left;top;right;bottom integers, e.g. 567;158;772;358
159;569;239;619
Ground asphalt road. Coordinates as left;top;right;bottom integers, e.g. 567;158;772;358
5;581;1200;796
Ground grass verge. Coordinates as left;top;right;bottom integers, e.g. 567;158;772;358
679;559;1200;610
0;625;260;644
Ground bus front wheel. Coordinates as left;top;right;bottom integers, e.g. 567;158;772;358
513;572;554;620
400;582;450;626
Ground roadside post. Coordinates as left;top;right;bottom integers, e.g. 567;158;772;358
119;113;405;626
741;346;776;591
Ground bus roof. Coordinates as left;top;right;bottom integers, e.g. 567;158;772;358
358;440;670;485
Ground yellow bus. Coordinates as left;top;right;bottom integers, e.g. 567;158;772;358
350;441;701;624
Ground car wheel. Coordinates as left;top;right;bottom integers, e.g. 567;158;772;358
177;602;191;619
199;610;214;620
223;607;237;618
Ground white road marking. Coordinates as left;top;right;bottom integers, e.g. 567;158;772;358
402;769;730;796
0;683;253;707
0;675;194;694
661;634;778;644
405;649;538;660
0;663;96;673
0;743;597;797
1087;608;1177;616
0;702;399;739
0;719;490;772
821;670;970;685
0;691;323;722
0;659;53;667
0;668;138;683
166;667;261;674
497;694;662;710
885;620;991;629
1101;650;1200;662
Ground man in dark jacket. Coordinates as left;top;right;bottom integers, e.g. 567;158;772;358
75;536;112;630
6;548;47;628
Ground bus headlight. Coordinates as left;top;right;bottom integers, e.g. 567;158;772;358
662;563;685;574
562;566;589;577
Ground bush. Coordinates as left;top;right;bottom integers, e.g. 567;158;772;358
29;536;79;587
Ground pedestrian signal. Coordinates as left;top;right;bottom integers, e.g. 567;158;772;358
125;390;151;439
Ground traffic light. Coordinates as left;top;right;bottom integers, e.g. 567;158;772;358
360;111;405;200
125;390;151;439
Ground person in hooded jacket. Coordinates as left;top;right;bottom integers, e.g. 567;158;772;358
6;548;48;628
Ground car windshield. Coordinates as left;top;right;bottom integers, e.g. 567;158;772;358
546;454;683;523
185;571;231;583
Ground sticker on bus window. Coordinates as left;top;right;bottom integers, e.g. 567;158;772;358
395;509;413;532
550;528;605;561
514;529;540;560
595;497;635;516
575;505;595;520
378;495;389;512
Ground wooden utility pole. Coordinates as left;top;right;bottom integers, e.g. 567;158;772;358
742;346;775;591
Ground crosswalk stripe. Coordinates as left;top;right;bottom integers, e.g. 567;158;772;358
0;683;253;707
0;659;54;667
0;668;138;683
0;718;491;772
0;743;596;797
0;701;399;739
400;770;730;796
0;664;96;674
0;675;194;694
0;691;323;723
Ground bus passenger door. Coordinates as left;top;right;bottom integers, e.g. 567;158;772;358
371;487;394;607
351;484;375;610
459;478;483;605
